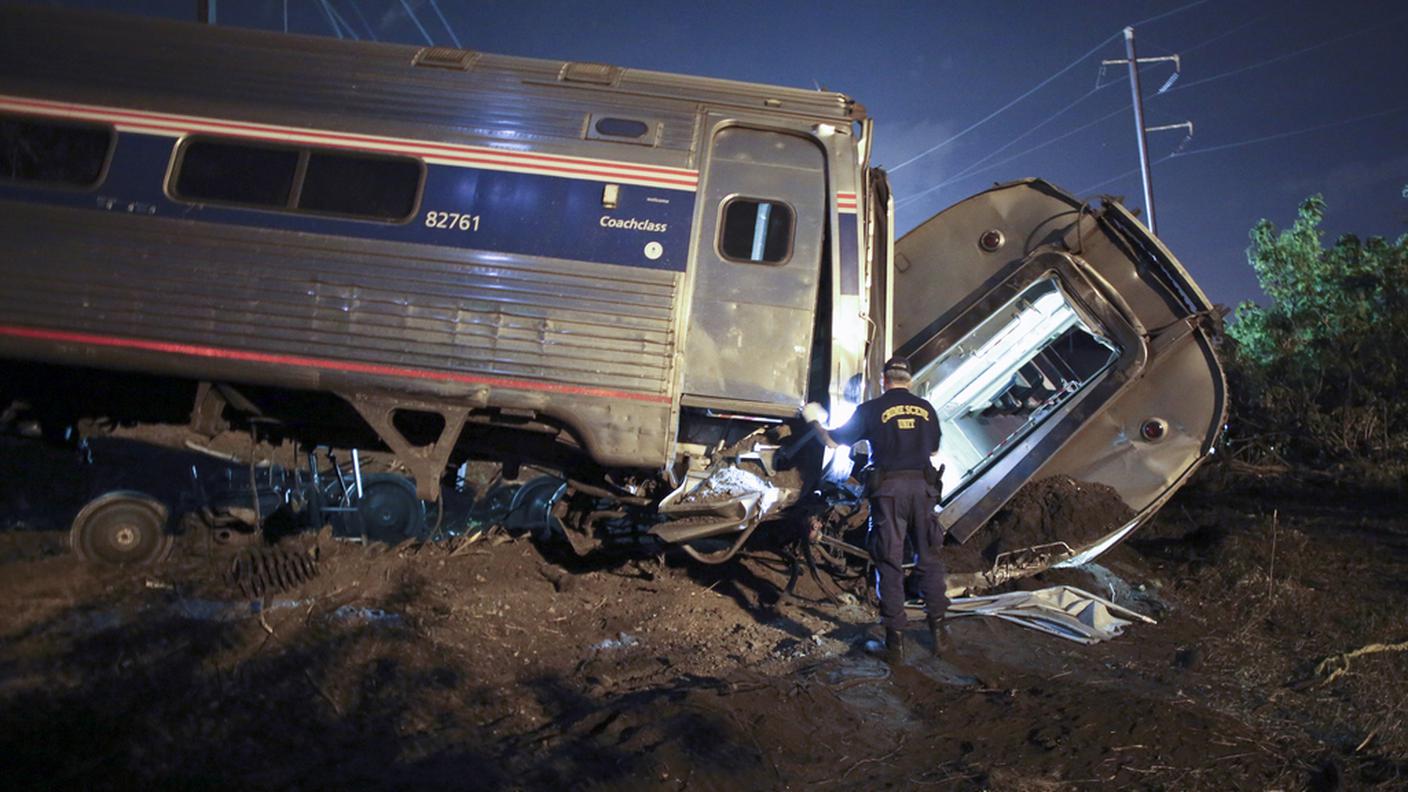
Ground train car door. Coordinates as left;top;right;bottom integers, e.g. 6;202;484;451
680;124;827;411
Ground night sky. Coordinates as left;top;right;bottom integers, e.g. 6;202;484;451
43;0;1408;309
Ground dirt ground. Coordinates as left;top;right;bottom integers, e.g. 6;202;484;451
2;437;1406;790
947;475;1136;574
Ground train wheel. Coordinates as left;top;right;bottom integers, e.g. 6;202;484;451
70;491;173;566
505;475;568;541
351;473;425;543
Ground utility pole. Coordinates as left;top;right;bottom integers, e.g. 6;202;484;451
197;0;216;25
1123;27;1156;233
1101;26;1187;235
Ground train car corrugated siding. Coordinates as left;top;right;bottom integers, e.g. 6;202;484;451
0;205;679;400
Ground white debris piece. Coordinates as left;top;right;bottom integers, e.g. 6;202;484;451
924;585;1156;644
592;632;640;651
684;465;772;501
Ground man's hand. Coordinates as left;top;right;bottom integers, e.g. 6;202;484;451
801;402;826;424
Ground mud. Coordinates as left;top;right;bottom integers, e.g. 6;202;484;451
1;435;1406;789
947;475;1137;574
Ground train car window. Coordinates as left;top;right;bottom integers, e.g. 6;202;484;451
594;118;649;139
172;137;422;222
299;151;421;220
175;139;299;207
719;197;793;264
585;113;657;146
0;114;113;188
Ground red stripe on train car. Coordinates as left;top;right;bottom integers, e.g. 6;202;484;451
0;324;672;405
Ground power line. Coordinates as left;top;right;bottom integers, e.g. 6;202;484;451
950;104;1129;181
911;8;1243;209
888;0;1215;174
900;4;1390;222
929;8;1346;209
1175;12;1268;56
1128;12;1266;75
1105;11;1266;91
1172;107;1407;157
1073;105;1406;196
346;0;379;41
1166;19;1388;93
897;4;1229;216
322;0;360;41
397;0;434;45
317;0;345;39
426;0;463;49
888;31;1120;173
1127;0;1213;28
937;87;1104;185
895;103;1129;209
898;59;1184;209
1074;153;1175;196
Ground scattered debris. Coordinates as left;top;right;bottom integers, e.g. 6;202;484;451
939;585;1156;644
2;462;1404;790
331;606;403;626
174;597;310;622
1313;638;1408;687
593;632;640;651
682;466;774;503
228;544;320;598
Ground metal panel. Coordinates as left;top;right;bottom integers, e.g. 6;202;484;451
1040;335;1225;508
893;180;1079;358
681;123;827;406
0;5;864;468
0;202;681;467
893;180;1225;543
0;6;697;166
0;4;856;175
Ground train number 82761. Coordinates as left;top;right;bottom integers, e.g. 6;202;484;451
423;211;482;231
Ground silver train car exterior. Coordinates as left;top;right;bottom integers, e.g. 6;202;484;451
0;6;1226;577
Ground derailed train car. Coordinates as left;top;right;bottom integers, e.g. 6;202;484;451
0;6;1225;581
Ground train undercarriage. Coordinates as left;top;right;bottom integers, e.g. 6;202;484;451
1;360;828;573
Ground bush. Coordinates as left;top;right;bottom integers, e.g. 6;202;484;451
1224;194;1408;465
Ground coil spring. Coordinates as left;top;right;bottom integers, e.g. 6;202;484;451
228;545;319;598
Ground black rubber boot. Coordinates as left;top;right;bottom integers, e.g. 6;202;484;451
928;615;949;657
884;627;905;665
864;628;906;665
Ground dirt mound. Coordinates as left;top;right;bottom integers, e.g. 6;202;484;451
3;453;1407;789
948;475;1135;573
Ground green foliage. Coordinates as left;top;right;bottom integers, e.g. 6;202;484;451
1226;195;1408;464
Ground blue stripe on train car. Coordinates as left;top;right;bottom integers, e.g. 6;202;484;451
0;131;696;273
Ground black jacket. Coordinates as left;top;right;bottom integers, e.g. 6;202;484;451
828;387;940;471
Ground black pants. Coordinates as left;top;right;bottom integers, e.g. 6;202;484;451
869;474;948;630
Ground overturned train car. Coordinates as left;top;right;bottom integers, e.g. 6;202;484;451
0;6;1225;580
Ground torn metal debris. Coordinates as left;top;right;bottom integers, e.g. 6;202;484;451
917;585;1156;644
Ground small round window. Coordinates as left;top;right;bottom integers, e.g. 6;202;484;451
594;117;649;139
719;198;794;264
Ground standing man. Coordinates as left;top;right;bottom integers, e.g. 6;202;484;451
802;356;947;664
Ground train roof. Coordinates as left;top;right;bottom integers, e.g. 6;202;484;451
1;4;862;125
